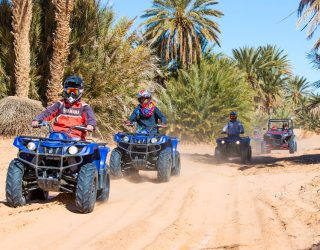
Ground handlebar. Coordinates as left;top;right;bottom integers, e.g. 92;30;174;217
125;122;166;129
68;126;93;133
32;121;92;134
32;121;52;132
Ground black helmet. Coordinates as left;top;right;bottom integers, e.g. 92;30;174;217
230;111;237;121
63;76;84;104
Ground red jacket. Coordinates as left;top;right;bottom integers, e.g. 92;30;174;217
35;100;97;139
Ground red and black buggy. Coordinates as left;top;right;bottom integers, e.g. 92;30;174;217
261;119;297;154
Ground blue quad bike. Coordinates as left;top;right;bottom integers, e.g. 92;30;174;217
5;122;110;213
110;124;180;182
215;134;252;164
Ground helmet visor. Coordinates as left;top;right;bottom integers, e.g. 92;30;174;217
230;114;237;120
138;96;150;103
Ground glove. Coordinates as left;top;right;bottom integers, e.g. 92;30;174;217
31;120;40;128
124;120;132;126
86;125;94;132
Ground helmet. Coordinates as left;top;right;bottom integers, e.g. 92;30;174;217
137;90;155;117
137;90;152;99
229;111;237;121
137;90;152;104
63;76;84;104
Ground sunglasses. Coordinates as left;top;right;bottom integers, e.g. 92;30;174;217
66;88;80;95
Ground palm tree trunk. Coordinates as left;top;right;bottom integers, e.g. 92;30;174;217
12;0;33;98
47;0;74;104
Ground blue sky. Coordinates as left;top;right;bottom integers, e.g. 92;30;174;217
104;0;319;84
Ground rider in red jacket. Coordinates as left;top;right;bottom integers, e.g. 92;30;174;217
32;76;97;140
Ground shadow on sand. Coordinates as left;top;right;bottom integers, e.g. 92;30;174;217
239;153;320;171
183;152;320;172
124;173;160;184
0;193;79;213
307;242;320;250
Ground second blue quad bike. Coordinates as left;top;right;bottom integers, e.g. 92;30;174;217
5;122;110;213
110;124;180;182
215;135;252;164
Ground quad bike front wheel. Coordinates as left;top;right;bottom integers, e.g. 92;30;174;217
157;149;172;182
6;160;26;207
75;163;98;213
110;149;123;179
171;151;181;176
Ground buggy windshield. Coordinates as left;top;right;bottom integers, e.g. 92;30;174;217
268;119;293;131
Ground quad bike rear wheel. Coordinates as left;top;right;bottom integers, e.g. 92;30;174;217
248;146;252;161
157;149;172;182
110;149;123;179
215;147;224;163
6;160;26;207
171;151;181;176
75;163;98;213
240;146;251;164
96;172;110;202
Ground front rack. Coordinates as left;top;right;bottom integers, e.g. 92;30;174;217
18;136;86;180
117;133;164;157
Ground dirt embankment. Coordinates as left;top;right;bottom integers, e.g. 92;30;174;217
0;134;320;250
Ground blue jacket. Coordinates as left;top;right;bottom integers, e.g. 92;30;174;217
129;105;167;133
223;120;244;137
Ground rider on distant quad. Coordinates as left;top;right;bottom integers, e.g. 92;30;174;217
32;76;97;140
125;90;167;133
222;111;244;137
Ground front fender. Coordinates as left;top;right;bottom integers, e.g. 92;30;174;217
13;137;38;152
170;137;179;153
99;146;110;170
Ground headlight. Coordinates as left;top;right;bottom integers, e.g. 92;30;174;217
151;138;158;144
123;136;130;143
221;140;225;144
68;146;79;155
27;142;37;151
236;141;240;145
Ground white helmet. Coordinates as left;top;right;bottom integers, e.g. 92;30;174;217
137;90;152;99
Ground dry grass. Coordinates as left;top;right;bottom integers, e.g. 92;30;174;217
0;96;44;136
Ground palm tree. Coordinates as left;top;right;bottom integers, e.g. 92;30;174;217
259;71;289;115
285;76;310;107
259;45;291;74
141;0;223;67
298;0;320;49
11;0;33;98
65;4;159;135
233;45;291;114
308;94;320;115
46;0;74;104
232;47;263;89
0;0;14;97
159;56;254;142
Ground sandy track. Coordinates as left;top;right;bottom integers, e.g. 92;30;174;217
0;136;320;250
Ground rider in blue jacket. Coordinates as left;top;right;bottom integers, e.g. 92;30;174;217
222;111;244;137
126;90;167;133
